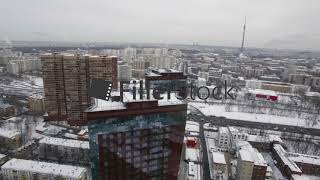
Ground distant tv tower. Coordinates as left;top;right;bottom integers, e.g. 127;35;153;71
240;17;246;53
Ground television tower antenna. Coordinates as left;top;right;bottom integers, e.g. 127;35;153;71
240;16;246;53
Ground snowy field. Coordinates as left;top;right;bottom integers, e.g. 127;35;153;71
189;102;320;129
0;75;43;96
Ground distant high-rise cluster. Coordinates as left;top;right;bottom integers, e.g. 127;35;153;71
41;53;118;125
7;59;41;75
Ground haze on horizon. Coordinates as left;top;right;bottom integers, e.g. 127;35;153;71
1;0;319;51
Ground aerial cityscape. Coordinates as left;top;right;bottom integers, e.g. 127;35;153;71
1;0;320;180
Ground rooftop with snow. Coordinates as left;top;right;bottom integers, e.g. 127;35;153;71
86;90;186;113
39;136;89;149
273;144;302;173
237;141;267;166
1;158;87;178
0;128;20;139
212;152;226;164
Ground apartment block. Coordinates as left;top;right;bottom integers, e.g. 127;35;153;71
236;141;267;180
41;53;117;125
218;127;230;150
228;127;248;149
38;136;89;165
1;158;87;180
211;152;227;180
28;94;45;114
7;59;41;75
237;150;254;180
0;103;15;117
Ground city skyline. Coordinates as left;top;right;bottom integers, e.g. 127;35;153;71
1;0;320;51
1;1;320;179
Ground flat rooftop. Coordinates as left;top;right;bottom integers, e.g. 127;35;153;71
186;121;200;132
0;128;20;139
187;162;201;180
39;136;89;149
237;141;267;166
273;144;302;173
1;158;87;178
239;149;254;162
289;154;320;166
212;152;226;164
145;68;186;80
248;89;277;96
186;147;200;162
86;91;185;113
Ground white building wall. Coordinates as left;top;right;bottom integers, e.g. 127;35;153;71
245;79;262;89
7;62;19;75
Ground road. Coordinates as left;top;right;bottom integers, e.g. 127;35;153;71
188;105;320;137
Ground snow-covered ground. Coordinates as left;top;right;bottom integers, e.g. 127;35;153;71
0;75;43;96
283;140;320;156
189;102;320;129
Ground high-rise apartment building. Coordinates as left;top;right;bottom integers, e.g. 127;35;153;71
132;58;146;78
118;64;132;81
7;59;41;75
41;53;117;125
86;69;187;180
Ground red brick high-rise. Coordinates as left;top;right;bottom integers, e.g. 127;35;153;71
41;53;117;125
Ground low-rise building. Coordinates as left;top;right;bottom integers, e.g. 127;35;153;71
0;128;22;150
288;151;320;176
0;154;8;166
1;158;87;180
236;141;268;180
28;94;45;114
0;154;8;180
291;174;320;180
289;73;312;85
209;68;222;77
248;89;278;102
185;146;201;163
228;126;248;149
246;79;262;89
237;149;254;180
0;103;15;118
272;144;302;177
185;121;200;136
38;136;89;165
211;152;227;180
261;82;292;93
187;162;201;180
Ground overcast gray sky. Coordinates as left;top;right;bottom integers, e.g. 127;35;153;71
1;0;319;50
